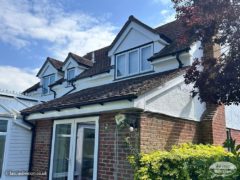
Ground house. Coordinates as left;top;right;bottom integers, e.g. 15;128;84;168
21;16;240;180
0;90;39;180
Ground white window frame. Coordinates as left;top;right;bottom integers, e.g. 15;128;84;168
49;117;99;180
42;74;55;95
115;44;153;79
128;49;140;76
140;45;154;73
67;68;75;81
67;68;75;86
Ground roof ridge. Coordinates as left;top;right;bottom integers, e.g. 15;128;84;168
69;52;91;61
47;57;63;63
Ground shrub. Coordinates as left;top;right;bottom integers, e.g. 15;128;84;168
129;143;240;180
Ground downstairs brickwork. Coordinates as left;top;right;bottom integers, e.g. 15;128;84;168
200;105;227;145
98;113;137;180
140;112;200;153
30;120;53;180
230;129;240;144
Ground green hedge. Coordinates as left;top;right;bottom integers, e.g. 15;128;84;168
128;143;240;180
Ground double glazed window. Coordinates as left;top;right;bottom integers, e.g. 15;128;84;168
116;44;153;78
67;68;75;83
67;68;75;86
42;74;55;95
0;120;7;178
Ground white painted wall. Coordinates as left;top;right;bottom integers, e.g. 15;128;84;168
62;57;86;79
225;105;240;130
108;21;167;57
38;63;59;81
134;77;206;121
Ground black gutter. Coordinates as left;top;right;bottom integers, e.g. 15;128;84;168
148;47;191;61
63;81;76;96
22;94;138;116
176;52;184;68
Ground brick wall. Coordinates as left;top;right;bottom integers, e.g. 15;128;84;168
98;113;135;180
140;112;199;153
200;105;227;145
28;107;231;180
230;129;240;144
30;120;53;180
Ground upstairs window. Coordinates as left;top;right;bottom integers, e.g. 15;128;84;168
116;44;153;78
42;74;55;95
67;68;75;81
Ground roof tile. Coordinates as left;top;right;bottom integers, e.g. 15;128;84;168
21;67;187;115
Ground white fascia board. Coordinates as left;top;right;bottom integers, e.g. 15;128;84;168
62;58;78;71
13;119;32;131
151;52;190;65
133;75;184;109
26;100;135;121
38;63;57;78
108;21;167;56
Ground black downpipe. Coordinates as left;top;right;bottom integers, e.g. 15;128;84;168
22;117;35;180
176;52;184;68
50;86;57;99
63;81;76;96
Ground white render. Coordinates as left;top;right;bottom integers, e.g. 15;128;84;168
225;105;240;130
0;91;39;180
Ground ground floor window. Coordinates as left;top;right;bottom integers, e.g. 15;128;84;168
0;120;8;178
50;117;99;180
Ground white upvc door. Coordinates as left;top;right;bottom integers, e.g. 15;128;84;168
49;117;99;180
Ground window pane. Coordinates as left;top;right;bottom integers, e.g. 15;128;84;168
116;54;126;77
50;75;55;85
42;77;49;94
129;50;139;75
141;46;152;71
56;124;71;135
0;136;6;178
67;69;75;81
0;121;7;132
74;125;95;180
52;124;71;179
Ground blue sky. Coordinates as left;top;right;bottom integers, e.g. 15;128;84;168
0;0;175;91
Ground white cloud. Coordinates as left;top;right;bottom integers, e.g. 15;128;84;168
155;9;176;27
0;66;38;92
152;0;171;5
0;0;117;59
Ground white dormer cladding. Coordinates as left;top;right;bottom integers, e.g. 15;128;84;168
37;61;62;95
108;16;169;79
62;57;88;80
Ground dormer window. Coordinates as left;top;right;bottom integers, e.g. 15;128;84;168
42;74;55;95
116;44;153;78
67;68;75;83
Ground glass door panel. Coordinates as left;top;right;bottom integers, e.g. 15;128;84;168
74;125;95;180
52;124;72;180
